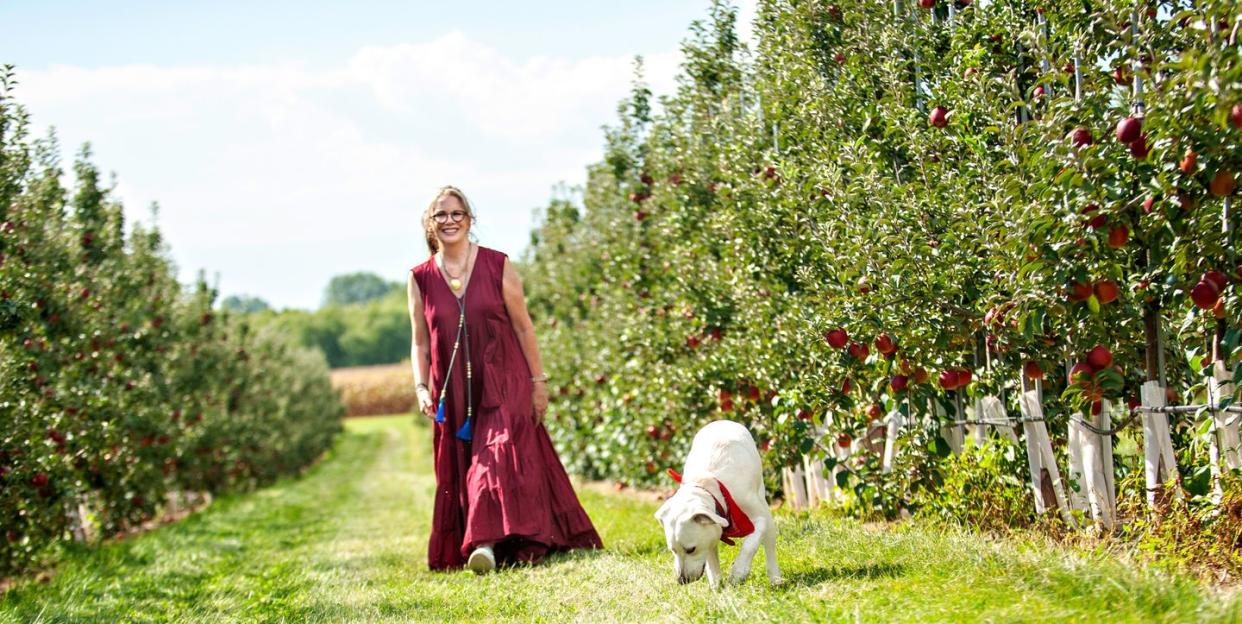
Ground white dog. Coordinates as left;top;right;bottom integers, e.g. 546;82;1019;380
654;420;782;587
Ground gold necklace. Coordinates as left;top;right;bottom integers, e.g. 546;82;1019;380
440;246;471;292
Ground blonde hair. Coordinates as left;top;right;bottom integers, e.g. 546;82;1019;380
423;185;477;255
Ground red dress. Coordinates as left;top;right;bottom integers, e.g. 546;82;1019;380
412;246;602;569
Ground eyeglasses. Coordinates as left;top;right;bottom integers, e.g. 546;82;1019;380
432;210;470;224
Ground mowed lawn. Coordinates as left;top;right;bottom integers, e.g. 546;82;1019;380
1;415;1239;623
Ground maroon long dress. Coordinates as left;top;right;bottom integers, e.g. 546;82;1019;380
412;246;603;570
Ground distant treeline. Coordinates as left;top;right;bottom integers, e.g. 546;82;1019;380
225;272;409;369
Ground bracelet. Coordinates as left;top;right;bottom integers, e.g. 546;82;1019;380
531;374;549;383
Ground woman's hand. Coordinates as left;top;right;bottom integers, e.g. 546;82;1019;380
532;382;549;424
417;387;435;421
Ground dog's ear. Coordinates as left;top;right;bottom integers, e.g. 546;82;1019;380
691;511;728;528
654;499;674;523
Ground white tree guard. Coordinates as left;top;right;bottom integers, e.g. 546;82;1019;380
882;408;903;474
1140;380;1179;507
1067;400;1116;530
935;398;964;455
782;464;809;510
1018;386;1073;524
979;395;1019;443
970;397;987;445
803;453;832;508
1209;362;1241;473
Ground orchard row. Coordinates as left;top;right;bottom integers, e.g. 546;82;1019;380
0;69;343;575
521;0;1242;520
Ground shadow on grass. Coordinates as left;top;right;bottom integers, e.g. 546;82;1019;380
781;562;905;588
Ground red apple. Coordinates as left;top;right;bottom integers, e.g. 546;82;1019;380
1068;281;1093;302
955;368;972;387
1180;149;1198;174
1142;196;1156;214
1086;345;1113;370
913;367;929;385
1113;65;1132;86
825;328;849;349
1192;281;1221;309
634;210;647;221
1107;225;1128;248
1129;134;1150;159
747;385;761;402
837;433;853;448
640;173;654;186
867;403;885;420
1090;400;1103;416
919;0;935;7
1070;362;1096;385
929;106;948;129
963;67;978;78
890;375;909;393
1232;104;1242;130
686;335;700;349
834;52;846;64
1023;361;1044;380
1204;270;1228;292
847;342;869;359
1032;85;1045;100
1094;280;1119;304
874;333;896;355
1071;127;1093;147
1115;116;1142;143
797;409;813;421
31;473;48;489
646;425;660;439
1210;170;1236;197
1081;204;1106;229
840;377;852;394
939;369;960;390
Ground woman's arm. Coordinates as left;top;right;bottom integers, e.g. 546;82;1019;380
500;257;549;421
407;271;434;419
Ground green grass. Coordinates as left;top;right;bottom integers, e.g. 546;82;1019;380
1;415;1238;623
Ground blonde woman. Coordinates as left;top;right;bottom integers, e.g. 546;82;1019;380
407;186;602;572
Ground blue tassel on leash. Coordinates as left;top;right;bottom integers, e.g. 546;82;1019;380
435;399;446;424
455;417;473;442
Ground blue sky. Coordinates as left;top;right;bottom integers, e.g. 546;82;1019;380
1;1;755;309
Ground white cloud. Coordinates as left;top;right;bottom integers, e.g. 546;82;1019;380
14;33;682;308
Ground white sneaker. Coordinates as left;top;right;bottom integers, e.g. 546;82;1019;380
467;546;495;575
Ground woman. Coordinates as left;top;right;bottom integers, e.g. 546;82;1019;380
407;185;603;573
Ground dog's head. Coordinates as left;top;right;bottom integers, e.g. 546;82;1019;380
654;487;728;584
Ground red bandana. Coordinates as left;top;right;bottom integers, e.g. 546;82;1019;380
667;469;755;545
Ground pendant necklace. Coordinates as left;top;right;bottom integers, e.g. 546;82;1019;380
440;245;471;293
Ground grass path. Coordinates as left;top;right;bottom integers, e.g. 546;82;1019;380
1;415;1239;623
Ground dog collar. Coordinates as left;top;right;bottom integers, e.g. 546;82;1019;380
667;469;756;545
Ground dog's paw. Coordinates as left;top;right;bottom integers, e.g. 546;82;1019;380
728;565;752;585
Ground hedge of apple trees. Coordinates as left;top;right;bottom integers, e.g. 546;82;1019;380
0;68;343;575
522;0;1242;520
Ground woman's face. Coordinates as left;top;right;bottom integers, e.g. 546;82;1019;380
432;194;471;248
